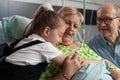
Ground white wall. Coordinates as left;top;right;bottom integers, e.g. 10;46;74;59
11;0;100;10
12;0;120;10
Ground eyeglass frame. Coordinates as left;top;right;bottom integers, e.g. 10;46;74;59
96;17;118;25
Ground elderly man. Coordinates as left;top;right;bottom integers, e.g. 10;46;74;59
87;3;120;68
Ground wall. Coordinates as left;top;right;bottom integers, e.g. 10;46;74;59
12;0;100;10
12;0;120;10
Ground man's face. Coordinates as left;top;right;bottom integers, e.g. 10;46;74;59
97;6;120;38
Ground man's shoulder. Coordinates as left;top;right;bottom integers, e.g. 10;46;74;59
87;33;100;44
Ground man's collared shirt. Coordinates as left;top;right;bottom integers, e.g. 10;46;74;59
87;33;120;68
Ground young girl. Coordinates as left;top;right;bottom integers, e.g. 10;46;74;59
0;4;67;80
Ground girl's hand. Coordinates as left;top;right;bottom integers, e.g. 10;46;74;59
62;53;84;79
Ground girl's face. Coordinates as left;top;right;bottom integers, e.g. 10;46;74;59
62;14;81;42
46;23;66;46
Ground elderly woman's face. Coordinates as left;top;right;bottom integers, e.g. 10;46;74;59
62;14;81;40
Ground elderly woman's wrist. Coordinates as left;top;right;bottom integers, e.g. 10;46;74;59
61;72;72;80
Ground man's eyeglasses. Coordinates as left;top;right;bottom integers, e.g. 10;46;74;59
97;17;118;25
